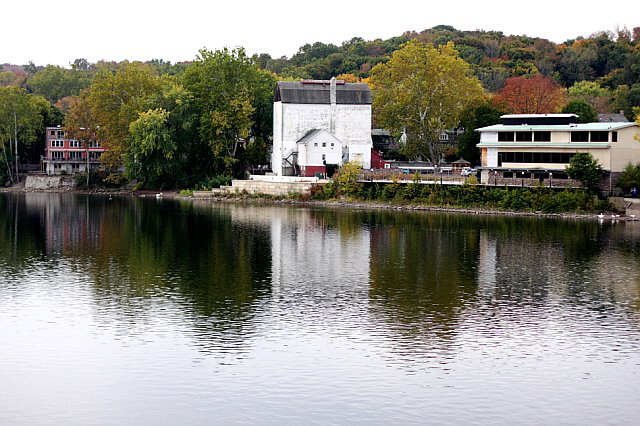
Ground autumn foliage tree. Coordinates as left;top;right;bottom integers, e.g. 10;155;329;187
370;41;485;164
64;94;100;186
494;75;567;113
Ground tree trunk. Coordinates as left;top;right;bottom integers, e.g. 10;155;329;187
14;111;19;182
3;138;14;184
86;146;90;188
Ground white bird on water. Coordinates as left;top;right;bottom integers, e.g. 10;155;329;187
156;193;163;198
597;213;605;219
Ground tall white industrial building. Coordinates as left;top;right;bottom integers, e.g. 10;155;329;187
271;78;373;176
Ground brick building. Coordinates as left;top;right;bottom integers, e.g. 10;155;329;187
42;126;106;175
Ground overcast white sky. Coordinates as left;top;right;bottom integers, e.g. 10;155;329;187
3;0;637;67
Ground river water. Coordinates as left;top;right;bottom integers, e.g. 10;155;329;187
0;193;639;425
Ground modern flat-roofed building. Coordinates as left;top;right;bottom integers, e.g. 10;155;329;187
42;126;107;175
475;114;640;188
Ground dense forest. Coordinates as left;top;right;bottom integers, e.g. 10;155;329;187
1;25;639;188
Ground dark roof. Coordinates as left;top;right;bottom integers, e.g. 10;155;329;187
295;129;342;145
501;114;578;126
296;129;324;144
598;113;628;123
275;81;372;105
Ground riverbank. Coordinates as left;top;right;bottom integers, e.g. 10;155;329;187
184;193;628;221
0;185;181;199
2;185;630;221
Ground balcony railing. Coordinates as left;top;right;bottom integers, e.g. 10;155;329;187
41;156;102;164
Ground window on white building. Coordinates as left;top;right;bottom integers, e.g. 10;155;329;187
571;132;589;142
515;132;532;142
498;132;515;142
590;131;608;142
534;132;551;142
322;142;326;147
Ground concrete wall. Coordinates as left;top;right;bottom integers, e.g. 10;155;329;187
610;126;640;171
272;102;284;176
609;197;640;215
228;179;320;196
25;175;76;190
486;147;498;167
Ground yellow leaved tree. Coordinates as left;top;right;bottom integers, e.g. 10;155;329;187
370;41;485;164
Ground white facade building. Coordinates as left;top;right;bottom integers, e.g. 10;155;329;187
475;114;640;187
271;78;373;176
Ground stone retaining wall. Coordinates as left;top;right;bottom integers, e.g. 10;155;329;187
25;175;76;190
609;197;640;215
229;179;318;196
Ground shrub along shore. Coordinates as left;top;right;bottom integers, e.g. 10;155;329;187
306;181;612;214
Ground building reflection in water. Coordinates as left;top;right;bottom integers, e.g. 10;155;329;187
3;193;640;363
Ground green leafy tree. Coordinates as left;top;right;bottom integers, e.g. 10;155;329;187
567;80;610;112
71;58;93;71
28;65;92;103
617;162;640;192
183;47;276;176
370;41;485;164
555;43;598;86
457;102;503;165
332;161;363;197
561;100;597;123
565;152;604;192
126;108;177;188
0;87;45;183
88;62;162;166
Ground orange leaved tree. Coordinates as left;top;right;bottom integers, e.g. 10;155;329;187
494;75;567;114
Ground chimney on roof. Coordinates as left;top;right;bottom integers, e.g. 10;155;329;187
330;77;336;134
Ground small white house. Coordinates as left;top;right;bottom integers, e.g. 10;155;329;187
296;129;343;177
271;78;373;176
